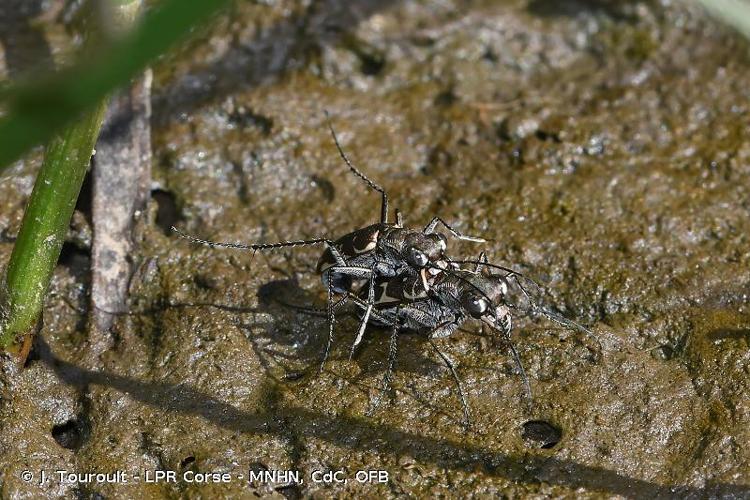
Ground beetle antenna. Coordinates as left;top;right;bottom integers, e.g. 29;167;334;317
172;226;334;251
324;110;389;224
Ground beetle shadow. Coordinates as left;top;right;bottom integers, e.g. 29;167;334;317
240;278;439;373
34;335;750;499
240;277;471;423
233;278;330;377
87;276;583;427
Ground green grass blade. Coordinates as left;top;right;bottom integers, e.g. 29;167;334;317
0;0;231;171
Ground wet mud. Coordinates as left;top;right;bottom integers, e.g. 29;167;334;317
1;0;749;497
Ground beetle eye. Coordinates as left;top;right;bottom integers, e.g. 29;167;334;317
408;247;429;267
466;296;489;318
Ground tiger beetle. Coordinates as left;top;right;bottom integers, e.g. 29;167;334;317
171;112;485;373
351;252;598;428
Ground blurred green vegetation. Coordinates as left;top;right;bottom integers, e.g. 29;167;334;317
0;0;230;171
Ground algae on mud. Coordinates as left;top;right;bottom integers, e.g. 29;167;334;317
1;0;750;498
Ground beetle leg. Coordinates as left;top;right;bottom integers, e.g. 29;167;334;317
318;265;373;371
423;216;485;243
367;324;399;415
428;321;460;339
325;266;372;278
488;311;533;407
428;338;471;430
473;251;488;273
349;264;379;360
272;294;348;317
319;277;336;373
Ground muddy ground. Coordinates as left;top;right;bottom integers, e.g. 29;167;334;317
1;0;750;498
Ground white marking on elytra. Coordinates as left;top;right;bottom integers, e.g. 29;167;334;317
353;230;379;254
420;268;429;292
377;281;402;304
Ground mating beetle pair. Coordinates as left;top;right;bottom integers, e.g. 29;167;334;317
173;114;594;427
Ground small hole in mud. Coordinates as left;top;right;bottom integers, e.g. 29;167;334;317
310;175;335;202
434;89;456;107
284;371;305;381
534;129;560;142
359;52;385;76
228;107;273;135
59;241;91;272
194;272;221;290
75;490;105;500
257;279;309;309
180;456;196;468
151;189;181;235
248;462;268;474
276;484;302;500
52;418;88;450
522;420;562;449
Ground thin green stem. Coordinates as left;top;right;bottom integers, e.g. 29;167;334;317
0;102;108;348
